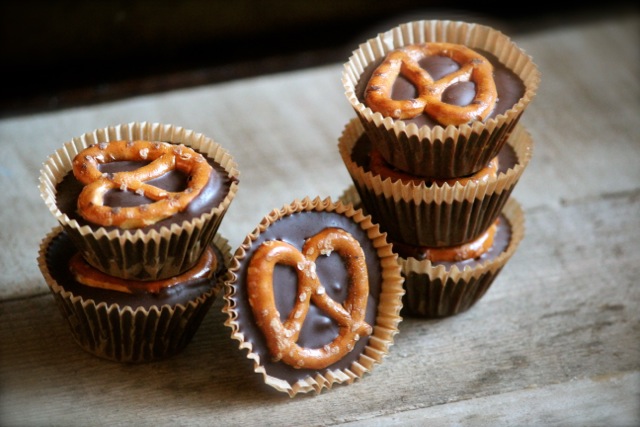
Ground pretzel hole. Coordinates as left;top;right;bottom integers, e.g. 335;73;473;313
99;160;190;208
299;306;339;348
391;75;417;100
419;55;461;80
442;81;477;106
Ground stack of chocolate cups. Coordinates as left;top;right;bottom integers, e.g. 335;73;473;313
339;20;540;317
37;122;239;362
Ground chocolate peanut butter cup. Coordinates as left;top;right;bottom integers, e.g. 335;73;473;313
37;226;232;363
222;196;404;397
39;122;239;280
340;187;524;318
338;117;532;247
343;19;540;178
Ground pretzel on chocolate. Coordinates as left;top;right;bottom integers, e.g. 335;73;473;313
394;220;499;262
370;148;499;186
246;227;373;370
72;140;212;228
69;245;217;294
365;42;498;126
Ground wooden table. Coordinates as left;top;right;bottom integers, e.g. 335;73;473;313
1;12;638;426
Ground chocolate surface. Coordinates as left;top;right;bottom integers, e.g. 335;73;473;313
56;151;235;231
230;211;382;383
360;48;525;127
395;214;512;269
45;230;223;309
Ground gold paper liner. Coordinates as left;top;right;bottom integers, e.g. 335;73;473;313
37;226;232;363
340;188;524;318
38;122;240;280
222;196;404;397
342;19;540;178
338;117;532;247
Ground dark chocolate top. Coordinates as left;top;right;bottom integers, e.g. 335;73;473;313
45;230;224;309
358;48;525;127
230;210;382;383
56;151;236;231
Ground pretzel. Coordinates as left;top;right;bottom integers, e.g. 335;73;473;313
370;147;499;185
72;140;212;228
365;42;498;126
394;220;499;262
69;245;217;294
246;227;373;370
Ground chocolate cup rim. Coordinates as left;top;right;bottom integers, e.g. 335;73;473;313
342;19;541;138
38;121;240;241
338;117;533;202
37;225;233;311
221;195;405;397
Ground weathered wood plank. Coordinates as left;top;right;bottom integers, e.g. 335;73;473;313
1;193;638;426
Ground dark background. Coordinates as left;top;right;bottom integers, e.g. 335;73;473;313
1;1;635;118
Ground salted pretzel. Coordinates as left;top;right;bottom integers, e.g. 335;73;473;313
246;227;373;370
370;147;499;185
72;140;212;228
69;245;217;294
395;220;499;262
365;42;498;126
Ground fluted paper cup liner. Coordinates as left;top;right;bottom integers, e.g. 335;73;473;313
340;188;524;318
39;122;239;280
222;196;404;397
343;19;540;178
338;117;532;247
38;226;233;363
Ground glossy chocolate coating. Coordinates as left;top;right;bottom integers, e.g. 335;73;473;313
360;49;525;127
45;230;223;309
56;154;235;231
230;211;382;383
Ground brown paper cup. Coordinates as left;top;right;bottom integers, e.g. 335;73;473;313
343;19;540;178
38;226;232;363
338;117;532;247
222;196;404;397
39;122;239;280
340;188;524;318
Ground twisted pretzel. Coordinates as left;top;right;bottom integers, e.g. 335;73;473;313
370;148;499;185
69;245;217;294
394;220;499;262
72;140;212;228
246;227;373;370
365;42;497;126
